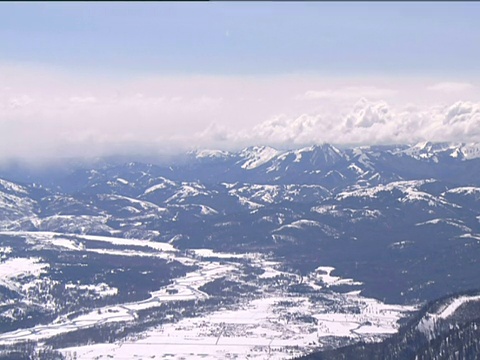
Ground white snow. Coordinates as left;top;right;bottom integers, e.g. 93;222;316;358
461;143;480;160
58;286;415;360
0;258;237;346
416;218;471;232
199;205;218;215
50;238;84;251
311;205;336;214
313;266;363;287
417;294;480;339
0;189;36;220
235;196;264;210
75;234;176;252
0;178;28;194
436;295;480;319
0;247;12;261
144;177;177;194
165;184;210;203
0;257;49;292
195;149;230;159
402;142;480;161
273;220;340;238
258;268;284;279
240;146;280;170
221;182;237;189
348;163;365;175
0;232;176;260
101;194;168;213
336;180;458;208
444;186;480;196
65;283;118;298
0;235;417;360
293;150;303;162
275;219;322;231
0;257;48;279
192;249;248;259
460;233;480;241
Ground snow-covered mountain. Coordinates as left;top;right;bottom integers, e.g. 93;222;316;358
0;142;480;359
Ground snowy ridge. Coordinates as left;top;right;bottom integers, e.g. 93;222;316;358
0;187;37;222
275;219;322;231
0;178;29;195
415;218;471;232
143;177;177;194
240;146;280;170
164;183;211;204
460;143;480;160
444;186;480;196
417;294;480;340
228;183;330;205
336;179;457;208
402;141;480;161
99;194;168;213
194;149;231;159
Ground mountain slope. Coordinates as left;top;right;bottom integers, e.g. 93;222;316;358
300;290;480;360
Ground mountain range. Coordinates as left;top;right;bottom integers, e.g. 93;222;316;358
0;141;480;358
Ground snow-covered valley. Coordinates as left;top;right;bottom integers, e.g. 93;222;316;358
0;231;415;359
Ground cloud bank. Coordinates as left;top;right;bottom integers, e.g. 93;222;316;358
221;99;480;148
1;65;479;163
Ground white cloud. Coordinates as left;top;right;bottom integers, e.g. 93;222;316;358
4;95;34;109
427;82;475;92
298;86;397;101
69;96;97;104
1;64;480;163
248;114;325;146
443;101;480;125
344;98;391;128
225;99;480;148
196;122;230;142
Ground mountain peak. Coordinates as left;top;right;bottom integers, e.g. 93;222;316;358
239;145;280;170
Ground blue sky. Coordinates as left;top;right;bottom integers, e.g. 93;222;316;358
2;2;480;77
1;2;480;162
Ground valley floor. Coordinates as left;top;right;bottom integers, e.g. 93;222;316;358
0;232;416;359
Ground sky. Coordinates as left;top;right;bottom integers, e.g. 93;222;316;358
1;2;480;163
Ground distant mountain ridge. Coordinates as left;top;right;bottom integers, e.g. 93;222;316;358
3;141;480;190
0;141;479;304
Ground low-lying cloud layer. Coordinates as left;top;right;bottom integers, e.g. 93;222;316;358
1;65;479;163
225;99;480;148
